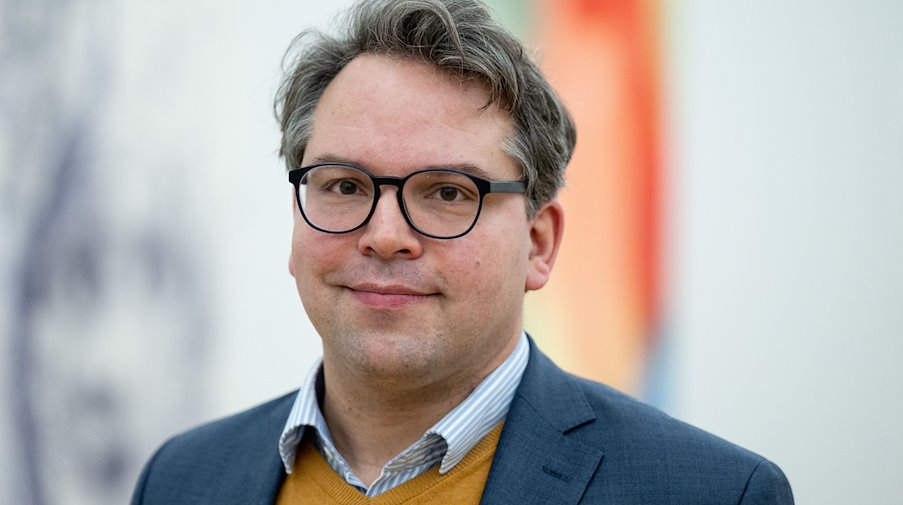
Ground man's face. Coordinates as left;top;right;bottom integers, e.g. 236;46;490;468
290;54;558;390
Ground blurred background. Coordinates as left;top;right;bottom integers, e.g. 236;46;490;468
1;0;900;504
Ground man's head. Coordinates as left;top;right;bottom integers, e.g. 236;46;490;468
276;0;575;216
277;0;572;392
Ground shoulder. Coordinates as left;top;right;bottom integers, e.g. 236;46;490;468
518;342;767;465
131;391;296;505
570;373;762;463
508;344;794;503
573;378;793;502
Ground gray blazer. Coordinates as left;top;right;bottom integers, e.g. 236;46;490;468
131;339;793;504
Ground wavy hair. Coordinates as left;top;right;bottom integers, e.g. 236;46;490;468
275;0;576;215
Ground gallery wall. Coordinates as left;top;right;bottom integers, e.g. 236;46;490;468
2;1;900;504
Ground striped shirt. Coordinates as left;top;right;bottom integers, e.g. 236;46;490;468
278;333;529;497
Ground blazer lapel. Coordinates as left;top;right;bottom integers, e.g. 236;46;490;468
480;340;604;505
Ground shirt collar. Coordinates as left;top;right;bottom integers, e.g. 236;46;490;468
278;361;326;474
278;333;529;477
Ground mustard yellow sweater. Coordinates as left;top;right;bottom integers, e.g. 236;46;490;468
276;423;504;504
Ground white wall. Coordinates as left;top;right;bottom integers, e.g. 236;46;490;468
665;1;903;504
4;1;901;504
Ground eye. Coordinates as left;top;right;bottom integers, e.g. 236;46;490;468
425;184;475;203
408;171;479;204
305;165;372;198
337;180;361;195
438;186;462;201
323;178;368;196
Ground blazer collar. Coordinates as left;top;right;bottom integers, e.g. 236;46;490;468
480;337;604;505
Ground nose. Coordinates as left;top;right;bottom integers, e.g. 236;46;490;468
357;187;423;260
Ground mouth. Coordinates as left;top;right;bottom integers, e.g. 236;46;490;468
346;283;436;309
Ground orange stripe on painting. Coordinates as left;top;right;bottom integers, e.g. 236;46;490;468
525;0;662;395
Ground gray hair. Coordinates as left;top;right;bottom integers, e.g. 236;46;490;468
275;0;576;216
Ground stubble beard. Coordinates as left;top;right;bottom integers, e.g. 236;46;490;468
319;306;460;393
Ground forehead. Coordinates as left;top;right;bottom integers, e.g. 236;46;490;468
304;54;518;178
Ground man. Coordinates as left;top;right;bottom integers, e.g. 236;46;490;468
132;0;794;503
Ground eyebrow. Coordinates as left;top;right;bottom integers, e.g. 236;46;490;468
309;153;500;180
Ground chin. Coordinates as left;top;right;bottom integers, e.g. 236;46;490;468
339;330;444;381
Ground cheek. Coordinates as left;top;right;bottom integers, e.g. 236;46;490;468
289;227;308;278
291;226;340;284
443;228;530;298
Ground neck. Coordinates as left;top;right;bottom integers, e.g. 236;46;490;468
319;337;518;487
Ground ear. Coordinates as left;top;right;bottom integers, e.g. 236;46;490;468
525;200;564;291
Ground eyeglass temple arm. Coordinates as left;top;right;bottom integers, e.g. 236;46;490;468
488;181;526;193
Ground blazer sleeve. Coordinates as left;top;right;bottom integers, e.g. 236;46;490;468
738;459;794;505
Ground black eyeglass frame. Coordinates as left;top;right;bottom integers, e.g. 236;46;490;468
288;163;526;239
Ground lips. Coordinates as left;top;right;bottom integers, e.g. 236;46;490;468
346;283;435;309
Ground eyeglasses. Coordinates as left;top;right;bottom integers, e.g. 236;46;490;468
288;163;526;239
